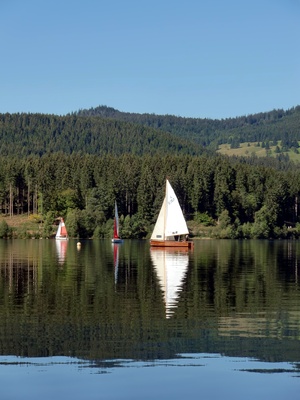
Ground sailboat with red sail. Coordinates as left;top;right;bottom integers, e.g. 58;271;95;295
112;201;123;243
55;217;69;240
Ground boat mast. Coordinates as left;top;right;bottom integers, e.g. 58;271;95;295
164;179;168;241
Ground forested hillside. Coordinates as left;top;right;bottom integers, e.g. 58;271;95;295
74;105;300;150
0;113;204;156
2;106;300;157
0;108;300;240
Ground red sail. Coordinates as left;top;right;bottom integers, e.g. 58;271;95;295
113;218;119;239
61;225;68;237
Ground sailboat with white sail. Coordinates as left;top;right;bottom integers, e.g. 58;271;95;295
150;179;193;248
55;217;69;240
112;201;123;243
150;248;189;318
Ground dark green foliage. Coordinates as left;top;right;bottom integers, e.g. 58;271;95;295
74;105;300;149
0;220;9;238
0;152;299;239
1;107;300;239
0;113;203;157
194;212;215;226
43;211;56;238
66;209;81;238
230;138;240;149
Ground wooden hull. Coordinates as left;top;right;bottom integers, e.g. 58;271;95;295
150;240;193;249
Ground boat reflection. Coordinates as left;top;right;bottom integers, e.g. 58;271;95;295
112;242;121;284
150;248;189;318
55;239;68;264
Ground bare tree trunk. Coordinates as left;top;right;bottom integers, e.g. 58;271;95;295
9;184;13;218
28;181;30;217
35;184;38;214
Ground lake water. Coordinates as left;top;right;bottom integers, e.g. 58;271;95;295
0;239;299;399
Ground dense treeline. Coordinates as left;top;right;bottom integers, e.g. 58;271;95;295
1;153;300;239
74;105;300;150
1;109;300;239
0;113;204;156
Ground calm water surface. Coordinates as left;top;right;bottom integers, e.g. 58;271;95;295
0;239;299;399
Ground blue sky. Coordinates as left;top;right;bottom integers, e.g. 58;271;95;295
1;0;299;119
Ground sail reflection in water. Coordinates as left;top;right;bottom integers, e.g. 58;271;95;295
55;239;68;264
112;242;121;284
150;248;189;318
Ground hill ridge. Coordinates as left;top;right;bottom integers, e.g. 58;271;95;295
73;105;300;150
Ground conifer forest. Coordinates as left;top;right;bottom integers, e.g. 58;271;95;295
1;107;300;239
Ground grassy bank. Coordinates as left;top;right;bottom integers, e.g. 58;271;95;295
0;214;52;239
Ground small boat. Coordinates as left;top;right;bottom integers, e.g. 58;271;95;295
55;217;69;240
150;179;193;248
111;201;123;243
150;248;189;318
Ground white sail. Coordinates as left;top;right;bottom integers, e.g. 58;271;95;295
150;197;166;240
165;180;189;238
151;249;189;318
151;179;189;241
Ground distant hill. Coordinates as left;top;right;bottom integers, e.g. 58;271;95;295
1;105;299;159
0;113;205;157
73;105;300;150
